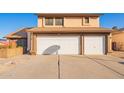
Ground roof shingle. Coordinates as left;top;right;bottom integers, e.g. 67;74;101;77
26;27;113;34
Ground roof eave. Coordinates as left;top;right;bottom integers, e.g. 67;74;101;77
26;30;111;34
5;36;27;39
36;13;103;17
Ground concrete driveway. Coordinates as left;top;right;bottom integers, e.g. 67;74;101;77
0;55;124;79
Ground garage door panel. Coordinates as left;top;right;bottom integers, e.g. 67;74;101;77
58;37;80;54
84;36;105;55
37;37;58;54
37;36;80;55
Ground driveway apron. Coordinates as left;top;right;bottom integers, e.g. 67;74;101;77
59;55;124;79
0;55;124;79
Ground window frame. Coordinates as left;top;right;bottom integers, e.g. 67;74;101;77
45;17;54;26
84;17;90;24
44;17;64;26
55;17;64;26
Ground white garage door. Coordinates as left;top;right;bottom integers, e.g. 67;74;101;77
37;35;80;55
84;36;105;55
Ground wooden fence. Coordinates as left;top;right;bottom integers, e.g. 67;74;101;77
0;47;23;58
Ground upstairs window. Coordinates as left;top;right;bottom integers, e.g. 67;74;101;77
84;17;90;24
45;17;53;25
55;18;63;26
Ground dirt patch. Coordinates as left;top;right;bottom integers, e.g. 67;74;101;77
120;57;124;59
108;51;124;59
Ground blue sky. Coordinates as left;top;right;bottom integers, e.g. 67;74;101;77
100;13;124;28
0;13;37;39
0;13;124;39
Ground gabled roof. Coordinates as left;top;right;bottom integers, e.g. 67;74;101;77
4;27;32;39
36;13;102;17
26;27;113;34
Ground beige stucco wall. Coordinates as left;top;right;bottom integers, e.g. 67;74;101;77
112;32;124;51
38;17;43;27
107;33;112;52
82;17;99;27
37;16;100;27
64;17;82;27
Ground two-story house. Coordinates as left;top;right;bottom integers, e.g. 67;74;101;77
5;13;114;55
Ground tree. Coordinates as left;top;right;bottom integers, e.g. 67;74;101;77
112;26;118;30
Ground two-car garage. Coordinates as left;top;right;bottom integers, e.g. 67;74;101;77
26;27;112;55
36;35;106;55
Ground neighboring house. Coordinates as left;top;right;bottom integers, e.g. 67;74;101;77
4;28;29;53
5;13;115;55
112;28;124;51
0;39;6;41
0;39;8;46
